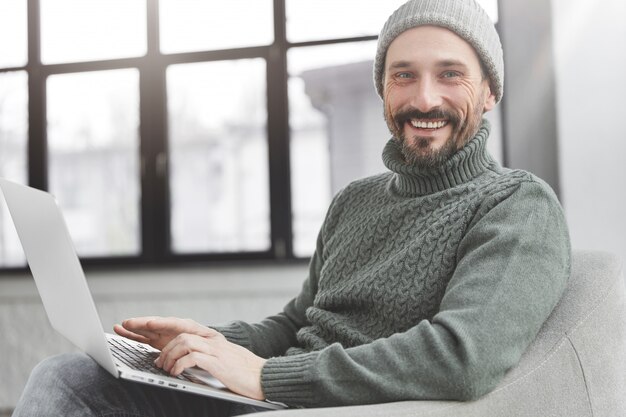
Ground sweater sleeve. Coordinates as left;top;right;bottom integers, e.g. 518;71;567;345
210;235;321;358
260;179;571;407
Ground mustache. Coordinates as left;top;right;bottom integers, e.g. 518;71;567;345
393;107;460;127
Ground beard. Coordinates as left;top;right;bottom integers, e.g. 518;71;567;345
400;133;458;168
384;95;486;169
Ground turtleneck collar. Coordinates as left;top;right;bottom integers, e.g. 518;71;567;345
382;119;497;197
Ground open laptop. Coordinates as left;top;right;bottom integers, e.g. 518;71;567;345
0;178;285;410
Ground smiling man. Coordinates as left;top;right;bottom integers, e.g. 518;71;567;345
382;25;496;168
13;0;571;416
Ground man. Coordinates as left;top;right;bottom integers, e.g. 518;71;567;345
13;0;570;415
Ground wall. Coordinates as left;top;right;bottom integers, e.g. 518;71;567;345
499;0;561;196
0;264;304;412
552;0;626;262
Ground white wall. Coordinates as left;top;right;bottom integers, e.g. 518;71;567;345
552;0;626;262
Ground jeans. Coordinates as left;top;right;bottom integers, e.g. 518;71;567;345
12;353;267;417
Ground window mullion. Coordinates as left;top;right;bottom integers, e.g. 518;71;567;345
27;0;47;191
139;0;169;263
266;0;293;260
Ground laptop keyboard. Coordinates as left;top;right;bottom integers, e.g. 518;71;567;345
108;337;191;381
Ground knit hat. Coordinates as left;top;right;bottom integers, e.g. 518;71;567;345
374;0;504;103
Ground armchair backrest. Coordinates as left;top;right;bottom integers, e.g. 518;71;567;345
494;249;625;416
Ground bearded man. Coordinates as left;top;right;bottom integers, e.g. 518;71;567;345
13;0;570;415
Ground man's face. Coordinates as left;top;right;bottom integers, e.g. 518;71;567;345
383;25;496;168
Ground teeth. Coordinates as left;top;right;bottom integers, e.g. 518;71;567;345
410;120;447;129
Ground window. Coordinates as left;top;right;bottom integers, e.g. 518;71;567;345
0;1;28;68
167;59;270;254
40;0;147;65
0;71;28;267
159;0;274;53
286;0;408;42
47;69;141;257
288;41;382;256
0;0;502;269
0;0;28;268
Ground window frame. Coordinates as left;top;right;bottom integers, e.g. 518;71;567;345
0;0;553;274
0;0;378;271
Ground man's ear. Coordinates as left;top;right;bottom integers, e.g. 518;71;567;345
483;83;497;113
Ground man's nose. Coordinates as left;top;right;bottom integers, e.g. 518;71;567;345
409;78;443;113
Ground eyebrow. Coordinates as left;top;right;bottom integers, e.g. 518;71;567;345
388;61;412;70
437;60;469;70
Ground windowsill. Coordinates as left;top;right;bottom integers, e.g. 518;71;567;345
0;262;307;301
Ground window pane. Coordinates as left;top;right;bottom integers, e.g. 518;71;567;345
40;0;147;64
289;42;388;257
160;0;273;54
0;71;28;267
0;0;27;68
286;0;498;43
167;59;270;253
47;69;140;257
287;0;407;42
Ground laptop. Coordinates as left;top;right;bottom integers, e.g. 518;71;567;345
0;178;285;410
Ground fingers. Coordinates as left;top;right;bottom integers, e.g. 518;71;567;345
153;333;266;401
121;316;214;337
122;316;161;330
113;324;151;344
157;333;219;375
120;316;163;339
146;317;216;338
116;316;219;352
116;316;176;350
171;351;217;377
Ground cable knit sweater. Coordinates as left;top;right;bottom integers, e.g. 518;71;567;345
213;120;571;408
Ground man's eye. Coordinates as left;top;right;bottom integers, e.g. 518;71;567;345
396;72;412;79
442;71;460;78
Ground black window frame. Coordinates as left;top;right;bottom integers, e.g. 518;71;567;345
1;0;561;274
0;0;383;272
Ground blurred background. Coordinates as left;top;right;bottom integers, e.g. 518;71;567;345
0;0;624;413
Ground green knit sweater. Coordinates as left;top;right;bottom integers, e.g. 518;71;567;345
214;120;571;408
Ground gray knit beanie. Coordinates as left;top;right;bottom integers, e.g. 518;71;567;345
374;0;504;103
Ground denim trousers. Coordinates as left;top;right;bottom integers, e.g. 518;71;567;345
12;353;267;417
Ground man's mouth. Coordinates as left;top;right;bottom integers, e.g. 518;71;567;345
408;119;449;130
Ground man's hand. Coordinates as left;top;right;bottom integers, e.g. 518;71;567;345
113;316;214;350
114;316;267;400
155;332;267;400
